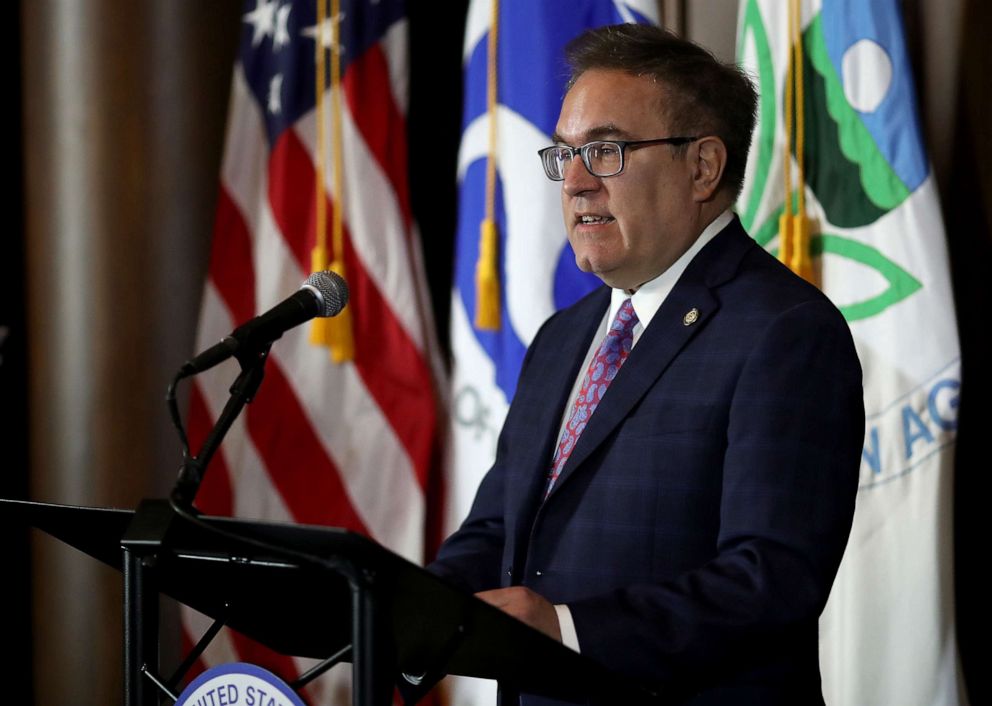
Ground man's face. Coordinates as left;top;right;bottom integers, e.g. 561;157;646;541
555;69;705;290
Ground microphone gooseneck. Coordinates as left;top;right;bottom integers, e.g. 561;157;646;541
178;270;350;378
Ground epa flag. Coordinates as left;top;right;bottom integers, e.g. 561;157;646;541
183;1;441;703
446;0;660;555
738;1;964;705
445;1;659;702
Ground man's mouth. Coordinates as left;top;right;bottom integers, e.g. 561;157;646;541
577;214;615;225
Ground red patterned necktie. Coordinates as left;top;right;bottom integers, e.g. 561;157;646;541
545;298;638;498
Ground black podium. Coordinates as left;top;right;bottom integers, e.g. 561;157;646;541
5;497;666;706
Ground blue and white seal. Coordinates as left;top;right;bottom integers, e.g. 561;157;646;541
176;662;306;706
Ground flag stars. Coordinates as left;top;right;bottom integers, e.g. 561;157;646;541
243;0;278;47
268;73;283;114
273;3;292;50
302;13;347;55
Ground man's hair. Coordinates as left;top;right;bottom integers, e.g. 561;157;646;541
565;24;758;199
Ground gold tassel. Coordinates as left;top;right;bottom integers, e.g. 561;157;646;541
475;218;500;330
777;0;816;286
789;213;815;284
779;0;795;270
473;0;501;331
785;0;817;286
309;0;354;362
309;246;331;345
325;259;355;362
778;210;794;267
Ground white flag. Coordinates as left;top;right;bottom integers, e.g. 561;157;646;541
737;0;965;704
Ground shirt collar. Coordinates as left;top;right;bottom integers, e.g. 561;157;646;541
608;208;734;330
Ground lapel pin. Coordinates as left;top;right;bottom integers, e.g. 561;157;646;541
683;307;700;326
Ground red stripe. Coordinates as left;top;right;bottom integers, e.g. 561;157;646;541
340;44;438;489
179;181;247;689
266;130;438;490
188;384;235;517
186;182;252;517
208;184;256;323
245;359;370;532
205;145;367;531
267;129;316;270
342;234;438;488
343;43;413;229
344;44;444;558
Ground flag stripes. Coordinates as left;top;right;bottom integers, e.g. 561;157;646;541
181;2;439;701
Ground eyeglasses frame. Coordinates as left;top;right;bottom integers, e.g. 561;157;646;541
537;136;701;181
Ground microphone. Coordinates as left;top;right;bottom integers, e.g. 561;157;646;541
179;270;348;377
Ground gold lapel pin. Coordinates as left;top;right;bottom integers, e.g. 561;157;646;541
683;307;700;326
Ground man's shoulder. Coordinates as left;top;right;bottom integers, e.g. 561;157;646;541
703;217;845;321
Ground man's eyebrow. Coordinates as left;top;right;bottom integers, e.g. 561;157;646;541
551;123;632;144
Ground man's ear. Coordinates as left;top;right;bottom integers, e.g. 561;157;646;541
691;136;727;202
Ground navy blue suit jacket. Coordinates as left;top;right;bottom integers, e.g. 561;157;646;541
432;217;864;705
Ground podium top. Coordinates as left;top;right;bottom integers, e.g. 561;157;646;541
4;498;667;705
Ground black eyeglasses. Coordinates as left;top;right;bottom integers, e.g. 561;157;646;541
537;137;699;181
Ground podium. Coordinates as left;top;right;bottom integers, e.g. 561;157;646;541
5;496;667;706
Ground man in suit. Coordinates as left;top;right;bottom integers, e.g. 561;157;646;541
431;24;863;705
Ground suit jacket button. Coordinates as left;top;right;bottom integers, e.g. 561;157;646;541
535;570;543;576
506;567;512;576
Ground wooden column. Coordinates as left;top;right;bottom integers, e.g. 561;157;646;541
22;1;239;702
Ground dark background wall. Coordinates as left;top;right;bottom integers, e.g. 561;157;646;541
5;1;987;704
2;0;29;702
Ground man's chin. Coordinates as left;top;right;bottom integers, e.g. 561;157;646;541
586;266;627;290
574;253;633;289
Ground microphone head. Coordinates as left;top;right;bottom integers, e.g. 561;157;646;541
303;270;349;317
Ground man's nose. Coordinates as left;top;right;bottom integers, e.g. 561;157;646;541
562;156;601;196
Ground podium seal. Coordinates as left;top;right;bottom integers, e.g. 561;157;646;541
176;662;306;706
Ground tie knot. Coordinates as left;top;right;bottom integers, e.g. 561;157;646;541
602;298;637;360
610;298;638;335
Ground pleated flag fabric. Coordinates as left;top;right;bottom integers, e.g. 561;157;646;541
182;1;441;702
738;1;965;704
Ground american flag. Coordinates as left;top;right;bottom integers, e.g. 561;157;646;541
182;0;441;701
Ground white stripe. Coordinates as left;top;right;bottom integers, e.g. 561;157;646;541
294;101;427;353
224;50;431;365
219;65;270;238
194;283;294;524
381;19;409;116
249;225;424;561
275;326;425;561
209;63;427;559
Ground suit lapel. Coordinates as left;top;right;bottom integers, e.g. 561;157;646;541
543;217;754;503
506;287;611;544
